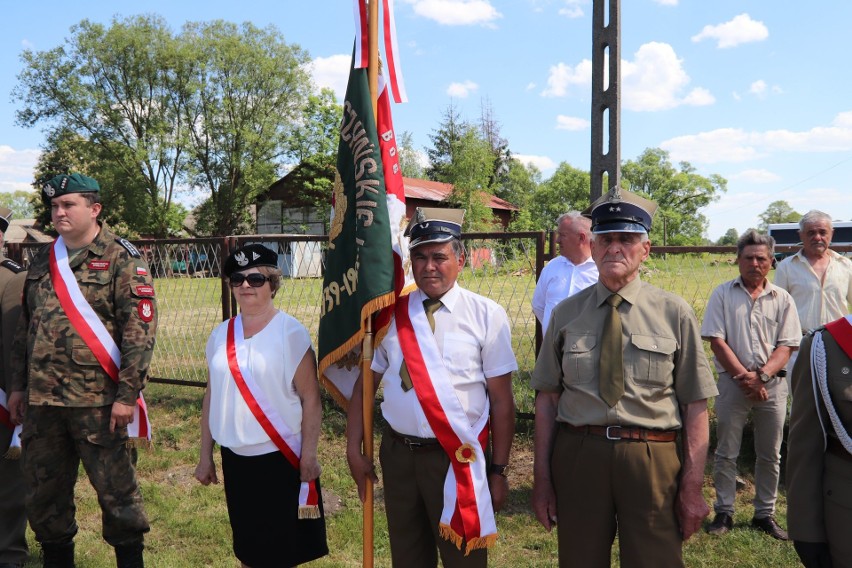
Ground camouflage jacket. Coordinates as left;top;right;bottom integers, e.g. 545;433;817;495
0;255;24;394
9;225;157;407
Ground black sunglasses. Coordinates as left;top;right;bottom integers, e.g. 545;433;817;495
229;273;270;288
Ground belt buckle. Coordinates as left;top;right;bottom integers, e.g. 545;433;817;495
605;426;622;440
403;437;422;449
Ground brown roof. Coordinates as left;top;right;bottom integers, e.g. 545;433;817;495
402;177;518;211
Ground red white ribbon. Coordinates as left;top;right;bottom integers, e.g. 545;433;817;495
0;388;22;458
226;316;320;519
352;0;407;102
49;237;151;442
395;294;497;554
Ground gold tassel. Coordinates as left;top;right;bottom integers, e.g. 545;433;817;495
298;505;321;520
464;533;498;556
125;438;152;450
3;446;21;460
438;524;464;550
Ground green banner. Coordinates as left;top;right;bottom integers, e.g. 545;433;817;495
318;64;394;404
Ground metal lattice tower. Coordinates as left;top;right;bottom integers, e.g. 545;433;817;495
590;0;621;201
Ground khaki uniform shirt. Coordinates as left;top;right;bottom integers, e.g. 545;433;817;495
10;225;157;407
0;256;24;396
775;250;852;333
531;277;717;430
787;328;852;543
701;277;802;378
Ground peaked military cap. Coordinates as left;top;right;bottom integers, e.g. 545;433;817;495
404;207;465;250
224;243;279;277
585;187;658;234
0;207;12;233
42;173;100;201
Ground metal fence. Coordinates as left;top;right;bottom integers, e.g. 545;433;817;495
16;236;852;415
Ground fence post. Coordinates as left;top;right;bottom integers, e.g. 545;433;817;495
534;231;546;356
221;236;234;321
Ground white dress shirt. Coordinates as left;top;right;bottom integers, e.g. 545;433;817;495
532;255;599;331
774;250;852;332
373;284;518;438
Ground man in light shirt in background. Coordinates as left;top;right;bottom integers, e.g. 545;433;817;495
774;210;852;382
532;212;598;332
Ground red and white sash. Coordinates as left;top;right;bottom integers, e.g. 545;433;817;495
0;388;22;459
395;294;497;554
49;237;151;443
226;316;320;519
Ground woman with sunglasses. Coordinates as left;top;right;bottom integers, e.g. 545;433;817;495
195;244;328;567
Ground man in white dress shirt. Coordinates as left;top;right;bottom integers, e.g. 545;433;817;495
532;212;598;332
774;210;852;382
347;207;517;568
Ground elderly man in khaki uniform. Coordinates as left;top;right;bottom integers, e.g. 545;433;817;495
531;188;717;568
787;314;852;567
7;174;157;568
702;229;801;540
0;207;27;568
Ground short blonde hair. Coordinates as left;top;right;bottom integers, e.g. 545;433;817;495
256;265;283;298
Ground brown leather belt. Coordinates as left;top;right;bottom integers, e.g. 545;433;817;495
827;437;852;463
387;428;442;451
563;423;678;442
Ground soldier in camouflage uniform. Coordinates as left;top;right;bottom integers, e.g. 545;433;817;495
0;207;27;568
7;174;157;568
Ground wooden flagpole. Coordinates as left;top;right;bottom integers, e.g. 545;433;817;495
362;5;380;568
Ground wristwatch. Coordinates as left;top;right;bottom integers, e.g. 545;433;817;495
488;463;509;477
758;369;772;383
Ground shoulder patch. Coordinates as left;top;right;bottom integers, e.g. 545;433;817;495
0;259;24;273
115;238;141;258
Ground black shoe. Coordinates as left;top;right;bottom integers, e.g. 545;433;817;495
706;512;733;536
42;541;75;568
115;542;144;568
751;515;789;541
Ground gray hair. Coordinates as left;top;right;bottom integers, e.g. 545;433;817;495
256;265;283;298
450;238;466;259
589;232;649;243
736;229;775;257
556;211;591;231
799;210;833;231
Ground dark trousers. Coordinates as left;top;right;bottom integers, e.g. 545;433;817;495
552;426;683;568
379;433;488;568
21;405;149;546
0;425;27;565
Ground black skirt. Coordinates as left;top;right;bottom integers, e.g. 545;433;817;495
221;447;329;567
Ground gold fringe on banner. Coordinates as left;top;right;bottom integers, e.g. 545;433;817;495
126;438;152;450
439;523;498;556
3;446;21;460
298;505;321;520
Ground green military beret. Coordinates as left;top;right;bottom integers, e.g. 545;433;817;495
42;173;100;201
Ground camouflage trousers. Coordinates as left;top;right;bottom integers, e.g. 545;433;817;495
21;404;149;547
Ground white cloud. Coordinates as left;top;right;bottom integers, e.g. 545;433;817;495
729;169;782;183
446;80;479;98
622;42;714;111
514;154;556;172
541;59;592;98
653;0;678;5
526;82;536;91
691;13;769;49
555;115;590;131
402;0;502;27
661;111;852;164
0;145;40;193
749;80;767;96
308;54;350;101
558;1;586;18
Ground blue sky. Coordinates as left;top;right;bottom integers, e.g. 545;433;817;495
3;0;852;240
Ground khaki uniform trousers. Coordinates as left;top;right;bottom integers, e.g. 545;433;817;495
552;426;684;568
21;405;149;546
0;424;27;565
379;433;487;568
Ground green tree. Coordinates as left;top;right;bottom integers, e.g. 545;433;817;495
0;190;37;219
180;20;312;235
286;88;341;162
621;148;727;245
426;102;469;183
758;200;802;231
530;162;591;231
501;159;541;232
14;15;188;237
716;228;739;246
397;131;424;179
442;129;495;231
